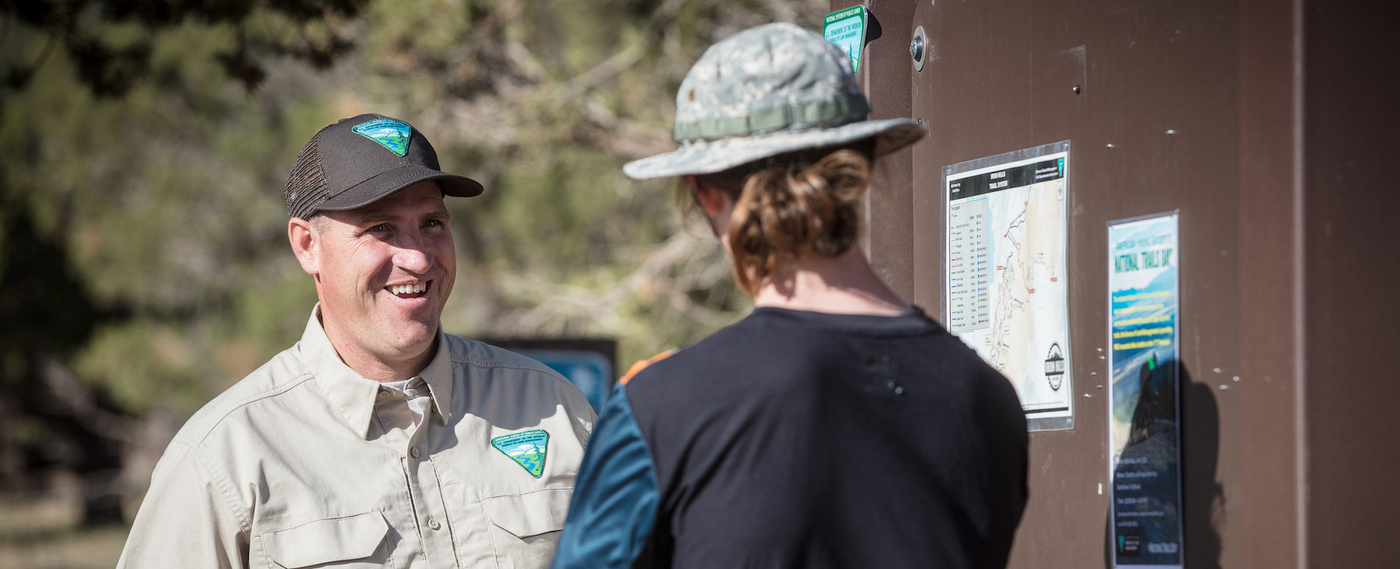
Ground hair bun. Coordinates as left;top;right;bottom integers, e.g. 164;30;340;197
705;144;873;294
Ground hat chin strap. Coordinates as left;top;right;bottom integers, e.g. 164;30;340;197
671;93;870;143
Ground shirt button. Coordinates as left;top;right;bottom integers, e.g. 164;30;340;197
410;447;421;459
427;517;441;530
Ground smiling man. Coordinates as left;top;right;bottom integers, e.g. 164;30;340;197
118;114;595;568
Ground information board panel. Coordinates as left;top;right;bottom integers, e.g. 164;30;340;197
1107;212;1184;568
943;141;1073;431
481;338;616;414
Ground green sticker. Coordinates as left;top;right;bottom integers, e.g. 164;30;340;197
491;430;549;478
823;6;868;73
352;118;412;156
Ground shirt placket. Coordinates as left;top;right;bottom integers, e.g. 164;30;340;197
376;379;460;569
402;379;459;568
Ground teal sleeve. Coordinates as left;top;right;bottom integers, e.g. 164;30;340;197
550;384;660;569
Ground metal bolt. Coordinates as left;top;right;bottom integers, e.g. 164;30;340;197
1073;84;1081;94
911;26;927;71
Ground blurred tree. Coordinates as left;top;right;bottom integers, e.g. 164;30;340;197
1;0;368;96
0;189;129;525
0;0;359;525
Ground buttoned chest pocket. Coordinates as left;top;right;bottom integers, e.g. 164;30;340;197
481;488;572;569
260;511;395;569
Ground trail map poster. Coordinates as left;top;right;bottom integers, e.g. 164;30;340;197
943;141;1073;431
1107;212;1184;568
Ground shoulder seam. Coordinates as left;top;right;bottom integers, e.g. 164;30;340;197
176;373;317;448
454;357;577;391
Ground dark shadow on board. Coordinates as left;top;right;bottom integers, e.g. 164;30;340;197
1102;362;1222;568
863;9;882;44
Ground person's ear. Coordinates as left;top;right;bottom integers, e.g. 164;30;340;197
288;217;320;277
688;176;728;218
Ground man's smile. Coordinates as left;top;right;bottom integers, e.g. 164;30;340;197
386;280;431;299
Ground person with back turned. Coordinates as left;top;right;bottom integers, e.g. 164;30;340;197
550;24;1029;569
118;114;594;568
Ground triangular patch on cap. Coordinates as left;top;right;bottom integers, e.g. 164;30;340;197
351;118;412;156
491;430;549;478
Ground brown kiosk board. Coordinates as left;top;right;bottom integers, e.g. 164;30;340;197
832;0;1400;567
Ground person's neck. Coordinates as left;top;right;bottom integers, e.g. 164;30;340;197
319;313;436;383
751;248;910;316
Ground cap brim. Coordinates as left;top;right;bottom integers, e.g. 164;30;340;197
315;165;484;213
622;118;927;180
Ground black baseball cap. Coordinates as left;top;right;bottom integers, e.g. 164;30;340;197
285;113;484;219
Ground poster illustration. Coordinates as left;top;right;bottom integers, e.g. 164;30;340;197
943;141;1073;431
1107;212;1184;568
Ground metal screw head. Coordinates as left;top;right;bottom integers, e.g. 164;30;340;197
1073;84;1081;94
911;26;927;71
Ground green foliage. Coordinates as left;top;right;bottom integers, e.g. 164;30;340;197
0;16;337;415
1;0;368;96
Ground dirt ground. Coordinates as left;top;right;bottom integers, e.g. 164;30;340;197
0;494;131;569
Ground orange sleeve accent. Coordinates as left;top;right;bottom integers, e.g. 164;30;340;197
619;350;676;386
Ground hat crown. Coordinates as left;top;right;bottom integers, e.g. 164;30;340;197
673;23;868;142
284;113;482;219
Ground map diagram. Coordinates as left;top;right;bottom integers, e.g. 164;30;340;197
945;146;1073;429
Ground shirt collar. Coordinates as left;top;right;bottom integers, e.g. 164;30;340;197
417;332;455;426
297;305;455;439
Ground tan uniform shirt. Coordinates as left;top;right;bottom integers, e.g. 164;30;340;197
117;309;595;568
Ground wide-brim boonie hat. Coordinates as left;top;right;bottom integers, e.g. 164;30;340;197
623;23;927;180
285;113;484;220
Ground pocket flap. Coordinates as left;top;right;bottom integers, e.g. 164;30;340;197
263;511;389;568
481;488;572;539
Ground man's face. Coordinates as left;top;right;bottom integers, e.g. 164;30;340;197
300;182;456;368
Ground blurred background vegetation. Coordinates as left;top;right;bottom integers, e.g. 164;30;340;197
0;0;826;565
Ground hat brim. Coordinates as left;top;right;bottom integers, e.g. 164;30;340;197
622;118;927;180
315;165;484;213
